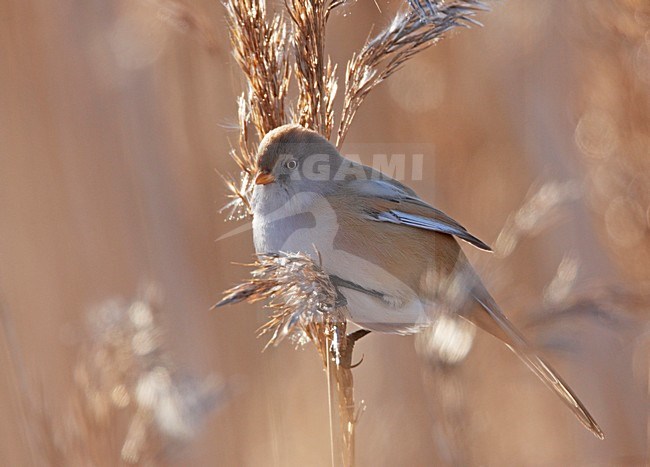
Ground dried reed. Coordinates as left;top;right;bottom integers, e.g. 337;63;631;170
222;0;291;221
287;0;341;139
215;252;363;465
216;252;340;347
337;0;488;147
226;0;291;137
32;288;223;466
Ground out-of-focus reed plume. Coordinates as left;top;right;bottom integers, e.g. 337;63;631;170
220;0;491;463
33;287;224;466
544;253;581;307
529;286;645;341
415;315;475;466
493;180;582;259
415;256;481;465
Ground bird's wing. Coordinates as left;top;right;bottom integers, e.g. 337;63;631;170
344;178;492;251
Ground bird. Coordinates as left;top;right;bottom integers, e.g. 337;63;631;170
249;123;604;439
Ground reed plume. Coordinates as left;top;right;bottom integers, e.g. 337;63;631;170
337;0;488;147
226;0;291;137
34;288;223;466
215;250;365;464
287;0;342;139
216;252;341;347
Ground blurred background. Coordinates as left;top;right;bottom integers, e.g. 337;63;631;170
1;0;649;465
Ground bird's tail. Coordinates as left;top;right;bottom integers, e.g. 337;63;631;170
467;288;604;439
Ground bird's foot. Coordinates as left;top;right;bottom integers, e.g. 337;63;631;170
339;329;371;369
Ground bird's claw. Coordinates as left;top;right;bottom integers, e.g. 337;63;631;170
338;329;371;369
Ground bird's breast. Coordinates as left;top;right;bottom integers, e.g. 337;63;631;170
252;211;319;254
251;190;338;256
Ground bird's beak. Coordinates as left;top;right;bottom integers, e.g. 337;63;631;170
255;171;276;185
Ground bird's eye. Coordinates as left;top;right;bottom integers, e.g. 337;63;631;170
285;159;297;170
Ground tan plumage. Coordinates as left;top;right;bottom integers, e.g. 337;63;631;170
251;124;604;439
